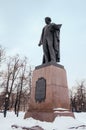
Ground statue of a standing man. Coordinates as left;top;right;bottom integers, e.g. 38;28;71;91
38;17;62;64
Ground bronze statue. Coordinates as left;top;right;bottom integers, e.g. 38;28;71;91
38;17;62;64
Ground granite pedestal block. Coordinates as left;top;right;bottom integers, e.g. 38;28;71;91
24;63;74;122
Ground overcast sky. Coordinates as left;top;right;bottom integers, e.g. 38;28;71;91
0;0;86;88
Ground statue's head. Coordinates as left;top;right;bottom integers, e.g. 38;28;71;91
45;17;51;24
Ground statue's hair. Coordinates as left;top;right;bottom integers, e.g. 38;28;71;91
45;17;51;22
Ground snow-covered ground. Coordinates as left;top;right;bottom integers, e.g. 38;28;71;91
0;111;86;130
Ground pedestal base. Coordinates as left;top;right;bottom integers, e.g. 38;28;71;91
24;110;74;122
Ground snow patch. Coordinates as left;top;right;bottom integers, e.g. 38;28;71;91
0;111;86;130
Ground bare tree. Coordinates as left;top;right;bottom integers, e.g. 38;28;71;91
3;55;20;94
0;53;32;116
14;57;32;116
0;45;5;65
70;80;86;112
1;55;21;116
0;45;6;97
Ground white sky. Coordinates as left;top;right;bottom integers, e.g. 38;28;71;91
0;0;86;88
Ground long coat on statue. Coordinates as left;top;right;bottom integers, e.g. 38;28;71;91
39;23;62;63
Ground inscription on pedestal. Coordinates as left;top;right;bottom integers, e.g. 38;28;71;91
35;77;46;102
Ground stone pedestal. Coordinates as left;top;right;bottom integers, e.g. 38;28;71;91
24;63;74;122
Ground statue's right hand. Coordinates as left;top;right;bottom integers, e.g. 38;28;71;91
38;42;42;46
